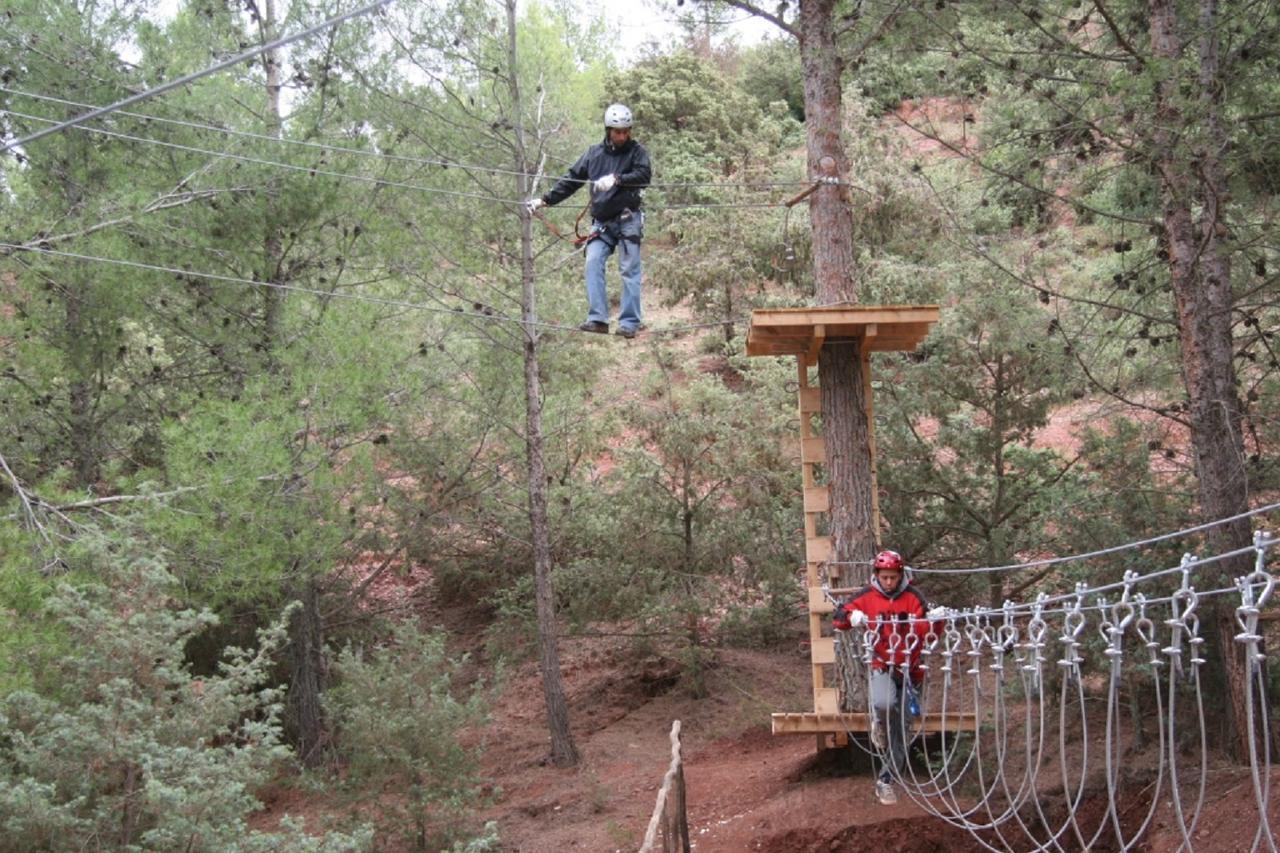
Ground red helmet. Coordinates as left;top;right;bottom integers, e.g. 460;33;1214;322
873;550;904;571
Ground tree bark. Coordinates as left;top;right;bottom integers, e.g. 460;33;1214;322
507;0;578;767
1148;0;1254;761
287;576;330;766
798;0;877;570
259;0;285;356
64;282;102;487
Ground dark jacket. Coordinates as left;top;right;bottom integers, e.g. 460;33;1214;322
541;135;651;222
833;578;935;680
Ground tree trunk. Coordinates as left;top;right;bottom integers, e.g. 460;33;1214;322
287;576;330;766
64;284;101;487
260;0;285;356
798;0;878;571
1148;0;1254;761
508;0;578;768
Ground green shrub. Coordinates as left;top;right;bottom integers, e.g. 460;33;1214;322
327;622;491;851
717;578;800;650
0;538;368;851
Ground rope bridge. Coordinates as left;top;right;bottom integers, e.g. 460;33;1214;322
833;530;1278;852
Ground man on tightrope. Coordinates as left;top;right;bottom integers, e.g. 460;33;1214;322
525;103;652;339
833;549;948;805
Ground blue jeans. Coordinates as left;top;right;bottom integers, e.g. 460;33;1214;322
584;212;643;331
869;669;912;781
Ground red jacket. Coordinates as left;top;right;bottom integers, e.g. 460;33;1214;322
833;578;933;680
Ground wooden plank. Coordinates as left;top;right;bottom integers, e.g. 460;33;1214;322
799;387;821;412
811;636;835;664
806;536;831;564
803;486;829;513
746;308;941;356
751;305;941;326
801;436;825;463
814;687;840;714
808;587;834;613
772;711;980;735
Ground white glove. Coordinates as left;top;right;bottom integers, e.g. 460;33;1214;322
524;198;545;214
846;609;868;628
593;173;617;192
926;606;950;621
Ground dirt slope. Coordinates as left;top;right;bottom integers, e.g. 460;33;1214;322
477;638;994;852
477;631;1279;853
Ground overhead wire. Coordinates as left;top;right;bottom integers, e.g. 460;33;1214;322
1;87;813;192
0;0;396;154
0;242;581;333
3;107;829;212
0;108;517;205
822;499;1280;576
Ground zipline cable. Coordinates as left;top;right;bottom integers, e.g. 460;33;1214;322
0;241;755;336
1;87;815;190
1;0;395;155
822;500;1280;576
1;107;511;205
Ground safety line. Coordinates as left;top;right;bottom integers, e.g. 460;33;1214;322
0;242;756;337
1;88;815;191
1;0;396;154
1;107;512;205
3;107;828;213
824;500;1280;576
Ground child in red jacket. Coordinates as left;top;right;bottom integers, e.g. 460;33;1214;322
833;549;945;805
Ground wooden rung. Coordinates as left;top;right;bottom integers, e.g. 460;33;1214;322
811;637;834;664
772;711;980;735
799;387;821;413
806;536;831;564
814;687;840;714
801;436;825;463
803;486;830;513
808;587;834;613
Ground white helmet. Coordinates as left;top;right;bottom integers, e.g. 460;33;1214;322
604;103;633;129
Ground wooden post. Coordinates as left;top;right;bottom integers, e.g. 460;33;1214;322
640;721;689;853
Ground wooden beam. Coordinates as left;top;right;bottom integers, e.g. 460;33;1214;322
772;711;979;735
863;345;880;543
751;306;940;328
806;324;826;365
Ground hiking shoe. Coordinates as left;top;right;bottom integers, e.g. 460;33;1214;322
870;718;887;751
578;321;609;334
875;779;897;805
615;326;637;339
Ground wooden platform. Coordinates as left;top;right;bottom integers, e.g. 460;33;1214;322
745;305;941;358
772;711;979;736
